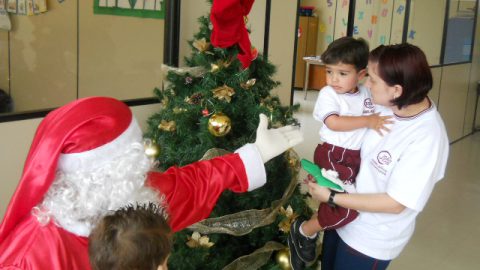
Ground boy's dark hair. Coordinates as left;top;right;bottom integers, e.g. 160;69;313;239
369;43;433;109
321;37;369;71
89;202;172;270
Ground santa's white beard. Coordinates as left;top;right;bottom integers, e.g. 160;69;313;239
38;142;164;237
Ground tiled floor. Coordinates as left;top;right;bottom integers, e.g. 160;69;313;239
292;89;480;270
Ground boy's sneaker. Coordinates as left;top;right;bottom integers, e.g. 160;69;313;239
288;217;318;264
287;243;305;270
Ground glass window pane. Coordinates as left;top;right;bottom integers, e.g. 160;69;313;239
443;0;477;64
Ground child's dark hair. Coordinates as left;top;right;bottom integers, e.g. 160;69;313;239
369;43;432;109
89;202;172;270
321;37;369;71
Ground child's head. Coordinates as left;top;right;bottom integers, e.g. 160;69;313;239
321;37;369;94
366;43;432;109
321;37;369;71
89;203;172;270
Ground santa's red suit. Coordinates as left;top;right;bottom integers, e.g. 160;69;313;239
0;97;277;270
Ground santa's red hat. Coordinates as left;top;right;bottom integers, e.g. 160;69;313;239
0;97;142;242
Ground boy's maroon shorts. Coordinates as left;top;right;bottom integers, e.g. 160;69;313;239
313;142;360;184
313;143;360;230
317;202;359;230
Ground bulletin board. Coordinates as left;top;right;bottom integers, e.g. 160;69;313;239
315;0;350;55
94;0;165;19
353;0;406;49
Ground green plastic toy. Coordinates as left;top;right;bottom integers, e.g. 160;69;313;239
301;159;344;192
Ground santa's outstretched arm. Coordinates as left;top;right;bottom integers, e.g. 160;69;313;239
146;114;303;231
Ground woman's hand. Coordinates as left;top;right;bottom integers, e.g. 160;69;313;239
307;181;331;202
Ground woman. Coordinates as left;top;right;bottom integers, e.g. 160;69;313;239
307;43;449;270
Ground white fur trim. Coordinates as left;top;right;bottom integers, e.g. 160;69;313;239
58;118;143;173
235;144;266;191
57;220;91;237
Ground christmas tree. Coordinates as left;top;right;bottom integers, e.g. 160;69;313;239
145;1;317;269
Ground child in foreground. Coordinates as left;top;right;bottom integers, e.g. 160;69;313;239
89;203;172;270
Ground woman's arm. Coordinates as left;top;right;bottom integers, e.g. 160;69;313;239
334;192;406;214
307;182;405;214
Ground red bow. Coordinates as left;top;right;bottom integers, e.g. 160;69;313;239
210;0;255;68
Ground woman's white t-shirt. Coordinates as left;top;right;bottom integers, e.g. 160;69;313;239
337;102;449;260
313;85;375;150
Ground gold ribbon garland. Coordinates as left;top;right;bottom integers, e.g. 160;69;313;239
188;149;300;236
222;241;287;270
186;149;301;269
160;64;207;80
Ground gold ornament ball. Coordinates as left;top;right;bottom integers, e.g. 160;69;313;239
208;113;232;137
144;139;160;159
275;249;292;270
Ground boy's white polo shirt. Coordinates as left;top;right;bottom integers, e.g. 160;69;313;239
337;102;449;260
313;85;374;150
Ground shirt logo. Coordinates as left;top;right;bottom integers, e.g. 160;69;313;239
364;98;374;109
377;151;392;165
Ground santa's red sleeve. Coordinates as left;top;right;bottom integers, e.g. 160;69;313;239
146;143;265;232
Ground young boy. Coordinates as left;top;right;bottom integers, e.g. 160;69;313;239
89;203;172;270
288;37;392;269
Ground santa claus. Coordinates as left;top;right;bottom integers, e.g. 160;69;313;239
0;96;302;269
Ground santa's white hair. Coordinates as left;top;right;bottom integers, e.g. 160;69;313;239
37;141;164;237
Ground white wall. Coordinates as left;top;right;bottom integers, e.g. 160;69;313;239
0;118;41;219
269;0;298;104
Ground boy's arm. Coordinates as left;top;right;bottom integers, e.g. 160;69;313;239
324;113;392;135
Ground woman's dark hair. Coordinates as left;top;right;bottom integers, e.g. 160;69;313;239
89;202;172;270
321;36;369;71
369;43;433;109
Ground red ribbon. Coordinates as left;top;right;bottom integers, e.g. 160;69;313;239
210;0;255;68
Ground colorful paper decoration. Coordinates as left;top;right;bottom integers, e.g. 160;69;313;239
94;0;165;19
5;0;47;16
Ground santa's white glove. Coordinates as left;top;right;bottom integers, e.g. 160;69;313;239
254;114;304;163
